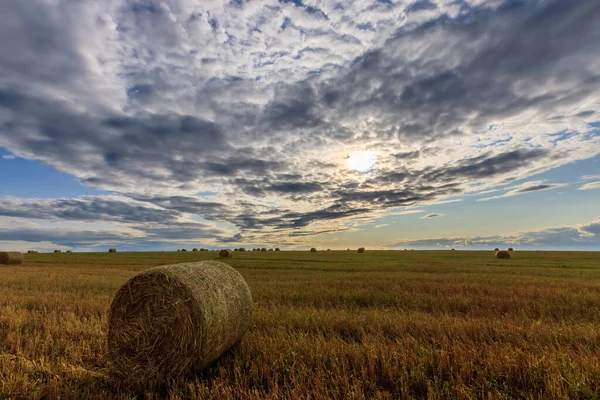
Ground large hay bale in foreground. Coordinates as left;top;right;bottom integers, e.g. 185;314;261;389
219;249;233;258
495;250;510;259
0;252;23;265
108;261;253;387
357;247;365;254
310;248;317;253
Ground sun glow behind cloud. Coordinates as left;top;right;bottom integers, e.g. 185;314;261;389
348;152;377;172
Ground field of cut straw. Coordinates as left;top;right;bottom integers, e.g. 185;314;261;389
1;250;600;399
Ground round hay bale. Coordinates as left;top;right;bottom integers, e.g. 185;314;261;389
261;248;267;252
219;249;233;258
0;252;24;265
109;248;117;253
27;250;36;254
268;249;273;252
508;247;514;251
192;248;198;252
107;261;253;387
495;250;510;259
239;248;246;252
275;248;280;252
54;250;62;253
357;247;365;254
494;248;499;251
66;250;72;253
310;248;317;253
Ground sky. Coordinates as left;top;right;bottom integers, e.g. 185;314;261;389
0;0;599;252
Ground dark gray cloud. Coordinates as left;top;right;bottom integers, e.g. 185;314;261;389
478;180;567;201
421;213;444;219
0;227;138;247
0;196;178;224
390;218;600;250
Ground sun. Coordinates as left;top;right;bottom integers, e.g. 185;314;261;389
347;151;377;172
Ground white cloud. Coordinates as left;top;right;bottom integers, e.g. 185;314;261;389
578;181;600;191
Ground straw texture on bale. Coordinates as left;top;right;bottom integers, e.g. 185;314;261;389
219;249;233;258
0;252;23;265
310;248;317;253
107;261;253;387
357;247;365;254
495;250;510;259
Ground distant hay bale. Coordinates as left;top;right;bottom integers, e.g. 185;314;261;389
310;248;317;253
268;249;273;252
495;250;510;259
54;250;62;253
508;247;514;251
181;249;187;252
275;248;280;251
357;247;365;253
27;250;36;254
0;252;24;265
109;248;117;253
494;248;499;251
66;250;72;253
327;249;331;251
219;249;233;258
239;248;246;252
451;248;455;251
261;248;267;252
107;261;253;387
192;248;198;252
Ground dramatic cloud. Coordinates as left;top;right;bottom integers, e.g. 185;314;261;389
478;180;567;201
0;0;599;245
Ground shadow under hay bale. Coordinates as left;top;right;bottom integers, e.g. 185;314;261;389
219;249;233;258
0;252;23;265
357;247;365;254
107;261;253;388
495;250;510;259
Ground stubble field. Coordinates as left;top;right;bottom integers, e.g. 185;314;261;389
1;250;600;399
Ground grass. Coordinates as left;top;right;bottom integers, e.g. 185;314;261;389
1;250;600;399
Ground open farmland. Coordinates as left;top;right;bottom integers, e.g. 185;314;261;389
1;251;600;399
